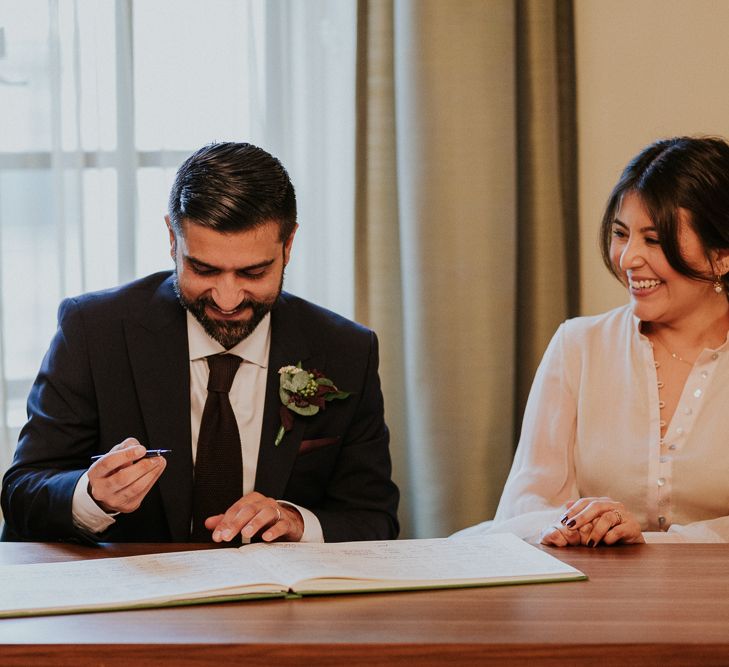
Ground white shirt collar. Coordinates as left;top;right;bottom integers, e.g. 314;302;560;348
186;310;271;368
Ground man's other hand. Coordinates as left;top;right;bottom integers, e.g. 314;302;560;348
205;491;305;543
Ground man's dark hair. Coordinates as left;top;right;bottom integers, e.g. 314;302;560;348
168;142;297;241
600;136;729;291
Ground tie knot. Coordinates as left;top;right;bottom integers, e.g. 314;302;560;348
206;354;242;393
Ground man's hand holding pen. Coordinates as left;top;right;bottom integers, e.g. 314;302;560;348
88;438;168;514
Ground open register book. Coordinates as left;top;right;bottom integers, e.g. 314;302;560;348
0;533;586;617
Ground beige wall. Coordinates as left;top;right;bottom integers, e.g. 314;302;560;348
575;0;729;315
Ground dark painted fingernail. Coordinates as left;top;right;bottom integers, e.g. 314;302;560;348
567;519;576;528
560;516;568;525
586;539;594;548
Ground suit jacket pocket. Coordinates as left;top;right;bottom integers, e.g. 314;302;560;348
299;436;341;455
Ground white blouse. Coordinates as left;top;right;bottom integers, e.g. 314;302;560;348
457;305;729;543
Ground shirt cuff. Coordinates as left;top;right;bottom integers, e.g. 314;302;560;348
278;500;324;543
643;530;687;543
72;471;118;534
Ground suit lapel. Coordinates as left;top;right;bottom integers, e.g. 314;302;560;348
255;294;323;498
123;276;193;541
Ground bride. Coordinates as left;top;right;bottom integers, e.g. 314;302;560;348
457;136;729;546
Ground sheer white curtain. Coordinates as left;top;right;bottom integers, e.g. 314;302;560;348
0;0;356;472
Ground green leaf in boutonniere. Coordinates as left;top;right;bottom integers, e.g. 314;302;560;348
274;363;351;446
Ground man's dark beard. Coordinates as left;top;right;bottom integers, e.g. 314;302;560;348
173;275;281;349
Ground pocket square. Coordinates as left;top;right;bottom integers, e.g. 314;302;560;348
299;436;341;455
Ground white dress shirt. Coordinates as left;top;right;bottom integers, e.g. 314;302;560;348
454;304;729;544
73;311;323;542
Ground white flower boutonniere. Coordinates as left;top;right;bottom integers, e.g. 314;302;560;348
275;363;351;446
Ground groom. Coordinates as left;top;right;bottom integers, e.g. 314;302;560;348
1;142;399;544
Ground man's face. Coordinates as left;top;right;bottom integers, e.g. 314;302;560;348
168;217;296;349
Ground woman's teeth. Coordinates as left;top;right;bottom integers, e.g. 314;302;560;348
630;279;662;290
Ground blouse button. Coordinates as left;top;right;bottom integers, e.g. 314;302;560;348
701;370;709;379
712;352;719;360
668;444;677;450
659;400;666;409
694;388;703;398
658;516;667;529
676;427;684;436
654;361;660;368
657;381;665;389
657;478;666;487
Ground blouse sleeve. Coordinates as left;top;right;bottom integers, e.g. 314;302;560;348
645;518;728;543
487;323;581;541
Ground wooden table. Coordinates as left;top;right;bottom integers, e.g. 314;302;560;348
0;541;728;666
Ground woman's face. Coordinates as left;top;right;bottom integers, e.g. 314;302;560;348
609;191;720;326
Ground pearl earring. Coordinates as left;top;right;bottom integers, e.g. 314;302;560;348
714;275;724;294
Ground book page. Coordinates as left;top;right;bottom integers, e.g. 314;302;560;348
239;533;583;590
0;534;583;617
0;548;283;616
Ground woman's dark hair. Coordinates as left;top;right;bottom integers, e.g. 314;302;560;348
599;136;729;291
168;142;297;241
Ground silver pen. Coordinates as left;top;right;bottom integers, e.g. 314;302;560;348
91;449;172;462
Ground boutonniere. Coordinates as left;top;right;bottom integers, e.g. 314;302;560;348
275;363;351;446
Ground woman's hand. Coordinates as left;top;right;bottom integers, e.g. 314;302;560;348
539;521;584;547
559;497;645;546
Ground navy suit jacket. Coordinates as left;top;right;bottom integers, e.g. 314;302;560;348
1;272;399;542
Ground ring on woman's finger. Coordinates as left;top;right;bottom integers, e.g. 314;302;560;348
274;505;282;523
612;509;623;526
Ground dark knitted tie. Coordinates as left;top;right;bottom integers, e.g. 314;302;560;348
191;353;243;542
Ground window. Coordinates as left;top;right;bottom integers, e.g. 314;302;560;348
0;0;356;465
